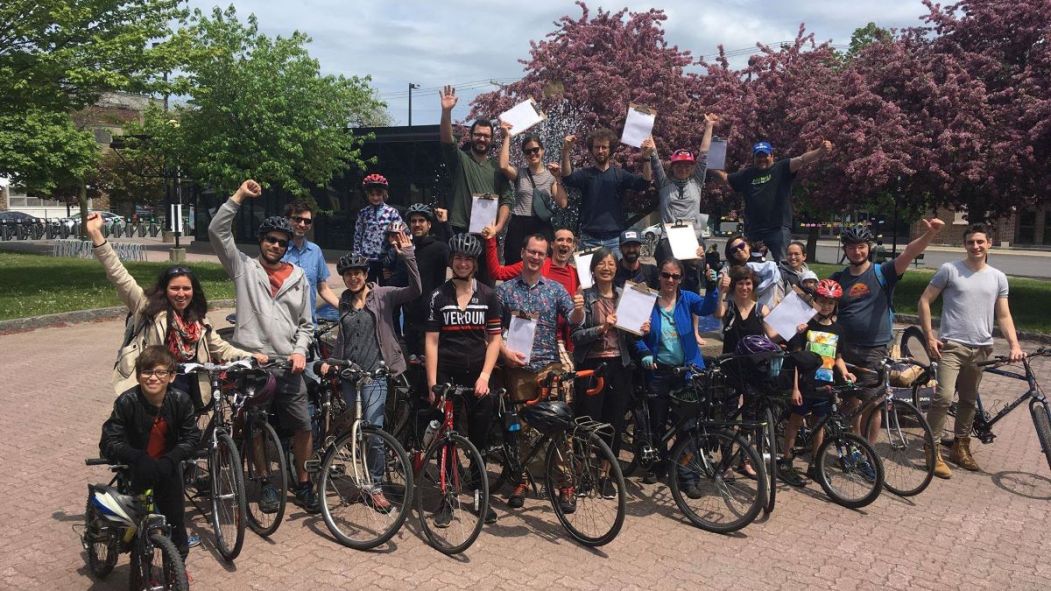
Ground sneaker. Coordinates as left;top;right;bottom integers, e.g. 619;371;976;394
433;500;453;529
685;482;704;500
858;459;878;483
598;477;616;500
558;487;576;514
507;482;528;509
476;505;498;524
643;469;658;485
259;483;280;514
366;490;393;514
187;533;201;549
294;482;321;514
806;464;821;482
777;459;805;487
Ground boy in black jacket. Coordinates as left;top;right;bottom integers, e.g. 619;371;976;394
100;346;201;558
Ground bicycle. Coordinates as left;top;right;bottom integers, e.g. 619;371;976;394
315;359;414;550
80;459;189;590
486;365;627;546
412;383;490;555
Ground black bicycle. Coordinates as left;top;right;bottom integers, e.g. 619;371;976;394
80;459;189;590
232;362;290;537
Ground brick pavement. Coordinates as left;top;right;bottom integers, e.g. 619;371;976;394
2;315;1050;590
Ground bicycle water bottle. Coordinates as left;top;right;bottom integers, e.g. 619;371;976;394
504;406;521;433
422;420;440;447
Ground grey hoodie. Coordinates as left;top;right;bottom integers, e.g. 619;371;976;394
208;198;313;358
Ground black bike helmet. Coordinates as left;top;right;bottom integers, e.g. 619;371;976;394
520;401;574;435
448;233;482;258
840;224;874;245
406;203;434;222
337;253;371;274
257;215;294;239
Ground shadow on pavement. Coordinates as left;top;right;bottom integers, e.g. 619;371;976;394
991;470;1051;500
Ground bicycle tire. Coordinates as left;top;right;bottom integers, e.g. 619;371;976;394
759;406;778;514
320;426;413;550
669;428;766;533
866;398;935;497
415;433;488;555
546;430;626;546
814;432;883;509
1030;401;1051;474
211;431;246;561
83;496;118;578
129;532;189;591
243;420;288;537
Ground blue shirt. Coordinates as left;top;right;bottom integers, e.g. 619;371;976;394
497;275;578;371
282;238;330;321
656;307;685;366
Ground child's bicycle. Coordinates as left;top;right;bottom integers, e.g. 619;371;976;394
80;458;189;590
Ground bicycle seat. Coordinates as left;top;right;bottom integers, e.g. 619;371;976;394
89;484;144;527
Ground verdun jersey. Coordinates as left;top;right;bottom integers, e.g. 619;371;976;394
425;279;502;372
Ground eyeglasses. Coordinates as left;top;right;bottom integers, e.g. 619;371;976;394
731;242;748;252
139;369;173;378
660;272;682;281
523;147;541;155
262;235;289;248
472;132;492;139
291;216;313;226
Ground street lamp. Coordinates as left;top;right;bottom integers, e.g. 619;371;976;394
408;83;420;126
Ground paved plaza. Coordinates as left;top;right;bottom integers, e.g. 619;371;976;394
2;314;1050;590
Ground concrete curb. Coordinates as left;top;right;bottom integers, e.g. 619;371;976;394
0;299;236;335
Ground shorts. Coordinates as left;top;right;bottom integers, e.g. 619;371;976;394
790;395;831;418
838;343;888;401
265;368;312;433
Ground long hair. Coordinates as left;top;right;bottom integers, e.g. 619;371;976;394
144;266;208;324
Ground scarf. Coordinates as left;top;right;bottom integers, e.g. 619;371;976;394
166;312;202;362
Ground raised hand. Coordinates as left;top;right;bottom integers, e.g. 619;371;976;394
546;162;561;176
704;113;720;125
440;85;458;111
499;120;514;135
641;137;656;157
85;212;104;240
820;139;833;153
236;179;262;200
393;230;413;254
480;225;497;240
573;293;585;315
922;217;946;234
434;208;448;223
563;134;577;147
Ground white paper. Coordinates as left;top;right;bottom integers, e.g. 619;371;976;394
620;105;656;148
764;291;818;341
614;282;658;336
507;315;538;365
664;223;701;260
468;194;499;234
575;251;596;290
498;98;546;137
697;213;711;238
707;138;728;170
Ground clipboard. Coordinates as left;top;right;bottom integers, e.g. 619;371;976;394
621;103;657;148
498;98;547;136
707;137;727;170
764;290;818;341
574;248;600;290
663;220;701;260
614;281;658;336
507;311;538;365
468;193;499;234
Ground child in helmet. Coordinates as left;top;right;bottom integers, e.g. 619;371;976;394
780;279;857;484
353;173;405;282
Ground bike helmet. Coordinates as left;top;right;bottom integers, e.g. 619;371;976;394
520;401;574;435
735;334;781;356
814;279;843;300
257;215;294;239
362;173;389;189
89;484;143;527
735;335;784;379
669;149;696;164
405;203;434;222
448;233;482;258
840;224;874;245
337;253;371;274
242;370;277;407
385;220;407;235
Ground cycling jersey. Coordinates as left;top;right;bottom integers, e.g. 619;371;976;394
425;279;503;373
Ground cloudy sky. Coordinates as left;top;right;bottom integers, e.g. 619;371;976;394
185;0;932;125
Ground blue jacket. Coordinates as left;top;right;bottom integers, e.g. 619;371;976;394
634;288;719;369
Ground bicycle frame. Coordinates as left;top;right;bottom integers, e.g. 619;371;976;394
971;354;1048;440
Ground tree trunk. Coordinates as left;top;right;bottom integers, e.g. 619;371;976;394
78;182;89;239
806;225;819;263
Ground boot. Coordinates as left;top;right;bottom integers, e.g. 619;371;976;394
927;444;952;479
949;437;980;471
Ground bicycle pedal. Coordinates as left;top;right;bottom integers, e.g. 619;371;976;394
304;459;322;473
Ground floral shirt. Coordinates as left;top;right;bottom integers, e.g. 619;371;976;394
497;275;579;371
353;203;403;260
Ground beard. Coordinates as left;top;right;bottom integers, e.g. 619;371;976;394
261;250;284;265
621;250;639;264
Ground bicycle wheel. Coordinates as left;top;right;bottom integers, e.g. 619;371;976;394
669;428;766;534
617;406;645;477
242;420;288;537
866;398;935;496
129;532;189;591
1031;401;1051;474
210;431;246;561
385;374;413;445
320;426;413;550
900;325;931;367
415;433;488;554
814;432;883;509
83;497;117;578
759;406;778;514
545;430;626;546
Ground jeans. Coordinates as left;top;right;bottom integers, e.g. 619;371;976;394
744;227;790;263
926;340;993;438
341;378;388;489
579;233;621;259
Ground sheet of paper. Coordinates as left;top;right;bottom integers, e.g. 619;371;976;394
696;213;711;238
468;194;499;234
620;105;656;148
664;223;701;260
498;98;546;136
614;282;658;336
575;251;596;290
764;291;818;341
506;315;538;365
707;138;728;170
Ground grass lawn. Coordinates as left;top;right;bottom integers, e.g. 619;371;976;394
0;252;236;321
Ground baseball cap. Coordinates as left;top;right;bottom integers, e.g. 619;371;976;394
752;141;773;156
619;230;643;246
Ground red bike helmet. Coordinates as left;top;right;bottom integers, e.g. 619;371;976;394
669;149;696;164
814;279;843;300
362;173;389;189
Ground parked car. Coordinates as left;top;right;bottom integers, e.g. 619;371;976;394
0;211;41;224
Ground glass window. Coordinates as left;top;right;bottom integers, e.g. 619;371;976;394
1017;209;1036;244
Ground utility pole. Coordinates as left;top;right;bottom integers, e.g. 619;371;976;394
408;83;420;126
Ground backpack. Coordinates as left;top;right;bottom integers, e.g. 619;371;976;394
113;311;150;386
833;262;895;329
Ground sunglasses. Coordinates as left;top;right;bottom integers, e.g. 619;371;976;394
660;272;682;281
166;266;191;276
262;235;289;248
291;215;313;226
523;147;541;155
731;242;748;252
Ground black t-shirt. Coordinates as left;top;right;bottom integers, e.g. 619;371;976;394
563;166;650;239
787;318;843;386
831;261;899;347
425;280;503;372
614;261;659;290
728;159;796;233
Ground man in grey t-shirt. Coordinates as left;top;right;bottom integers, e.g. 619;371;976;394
918;223;1024;478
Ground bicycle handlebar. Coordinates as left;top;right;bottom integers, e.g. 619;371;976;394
524;366;605;406
314;359;392;381
179;358;255;375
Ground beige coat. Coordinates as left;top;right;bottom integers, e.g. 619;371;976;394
95;242;252;396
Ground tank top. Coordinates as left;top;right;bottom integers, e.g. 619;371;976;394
722;299;764;355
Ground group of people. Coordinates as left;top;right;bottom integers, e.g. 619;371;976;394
90;84;1027;569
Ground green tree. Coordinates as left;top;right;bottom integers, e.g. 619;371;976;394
0;109;98;193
